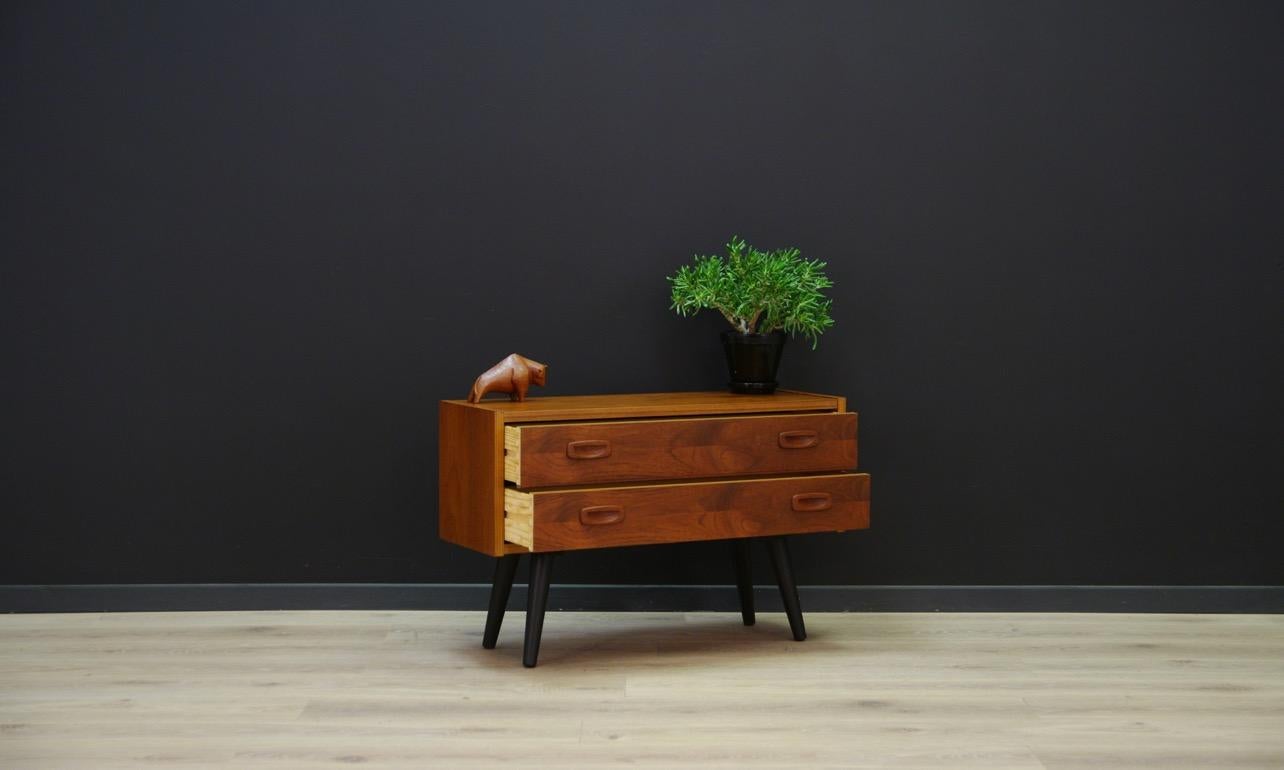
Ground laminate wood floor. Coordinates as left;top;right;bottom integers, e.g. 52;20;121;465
1;611;1282;768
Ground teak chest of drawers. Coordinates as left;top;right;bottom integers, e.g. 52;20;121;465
439;390;870;666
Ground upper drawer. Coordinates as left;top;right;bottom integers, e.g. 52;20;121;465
504;412;856;487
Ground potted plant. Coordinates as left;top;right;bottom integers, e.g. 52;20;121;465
668;236;834;394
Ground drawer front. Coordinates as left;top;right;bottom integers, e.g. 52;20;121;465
505;473;869;552
505;412;857;487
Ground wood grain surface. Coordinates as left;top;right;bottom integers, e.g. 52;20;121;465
443;389;842;423
2;611;1281;768
438;400;505;555
508;473;870;552
506;412;857;487
444;390;853;556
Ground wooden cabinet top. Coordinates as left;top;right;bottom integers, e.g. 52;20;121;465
441;389;845;423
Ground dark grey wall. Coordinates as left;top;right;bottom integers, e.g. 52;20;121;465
3;0;1281;590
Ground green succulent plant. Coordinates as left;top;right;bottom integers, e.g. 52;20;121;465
667;236;834;348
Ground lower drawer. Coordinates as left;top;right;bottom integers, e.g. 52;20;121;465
504;473;869;552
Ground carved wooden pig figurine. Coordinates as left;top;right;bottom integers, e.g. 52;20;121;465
467;353;547;403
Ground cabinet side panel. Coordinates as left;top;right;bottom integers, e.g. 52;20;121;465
438;401;502;556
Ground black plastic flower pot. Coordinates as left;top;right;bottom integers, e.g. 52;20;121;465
721;330;786;394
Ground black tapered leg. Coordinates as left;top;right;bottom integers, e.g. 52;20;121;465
522;552;555;667
731;539;756;626
767;536;806;641
482;554;521;649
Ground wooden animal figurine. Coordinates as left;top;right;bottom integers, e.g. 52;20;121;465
467;354;547;403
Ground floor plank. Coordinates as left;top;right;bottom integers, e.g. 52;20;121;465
1;611;1281;768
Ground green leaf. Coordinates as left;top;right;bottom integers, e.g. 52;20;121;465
665;236;836;347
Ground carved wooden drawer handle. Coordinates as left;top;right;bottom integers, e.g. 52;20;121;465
580;505;624;526
778;430;820;449
791;492;833;512
566;440;611;460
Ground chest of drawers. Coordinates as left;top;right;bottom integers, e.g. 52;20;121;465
439;390;870;666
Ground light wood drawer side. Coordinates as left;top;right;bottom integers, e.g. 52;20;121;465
503;487;534;550
504;426;523;485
